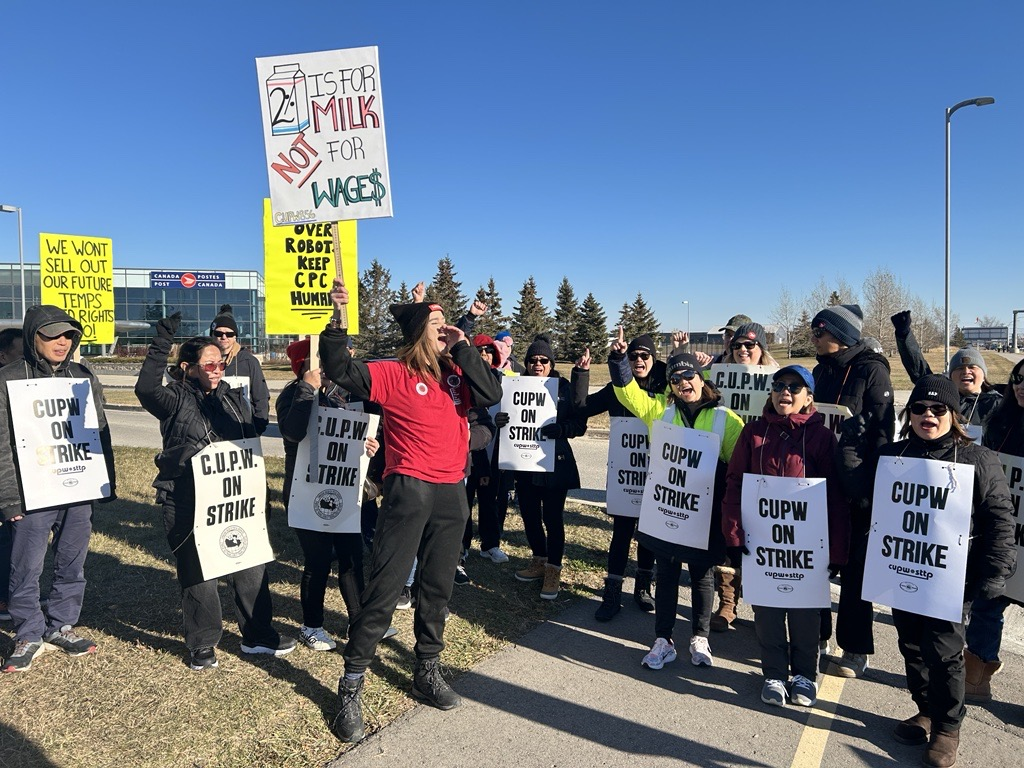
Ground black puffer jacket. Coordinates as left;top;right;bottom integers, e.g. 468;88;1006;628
223;344;270;435
0;305;116;520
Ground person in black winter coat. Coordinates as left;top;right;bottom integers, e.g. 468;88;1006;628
880;375;1014;768
210;304;271;435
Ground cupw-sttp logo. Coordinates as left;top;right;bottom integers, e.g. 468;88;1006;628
314;489;343;520
219;526;249;558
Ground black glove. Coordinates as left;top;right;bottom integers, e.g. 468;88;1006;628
828;564;841;579
890;309;912;338
838;413;870;448
494;412;510;429
156;312;182;341
539;423;562;439
726;545;749;564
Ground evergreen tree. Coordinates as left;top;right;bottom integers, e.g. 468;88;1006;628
425;256;466;318
395;280;411;303
789;309;814;357
622;293;659;340
510;276;551;350
616;302;633;338
472;278;507;339
357;259;401;357
551;277;580;359
575;293;609;363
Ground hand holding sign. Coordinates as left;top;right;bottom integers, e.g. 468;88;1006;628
302;366;321;389
611;327;628;356
365;436;380;458
494;412;510;429
576;347;591;371
330;279;350;309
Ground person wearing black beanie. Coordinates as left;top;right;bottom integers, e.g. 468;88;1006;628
210;304;270;435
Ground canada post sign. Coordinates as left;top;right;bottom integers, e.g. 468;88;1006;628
150;271;226;289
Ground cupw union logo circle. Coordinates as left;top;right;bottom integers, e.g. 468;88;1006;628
314;489;343;520
415;382;429;396
219;526;248;558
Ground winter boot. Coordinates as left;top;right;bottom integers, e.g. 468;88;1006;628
515;556;547;582
710;566;740;631
411;657;462;710
334;676;365;743
633;568;655;612
595;576;623;621
964;648;1001;702
540;564;562;600
923;729;959;768
893;712;931;745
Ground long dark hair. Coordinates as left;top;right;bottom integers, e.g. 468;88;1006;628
984;358;1024;450
168;336;219;382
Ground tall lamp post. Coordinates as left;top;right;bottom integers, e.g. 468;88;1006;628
682;300;690;340
0;204;25;319
945;97;995;371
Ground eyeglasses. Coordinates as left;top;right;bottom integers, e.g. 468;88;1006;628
1010;373;1024;385
771;381;807;394
193;361;227;373
909;402;949;417
213;331;236;338
669;370;699;384
628;352;651;361
527;357;551;366
730;341;757;351
811;327;828;339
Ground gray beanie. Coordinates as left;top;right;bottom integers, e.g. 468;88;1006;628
948;348;987;377
812;304;863;347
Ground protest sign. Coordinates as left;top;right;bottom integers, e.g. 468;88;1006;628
740;475;831;608
863;456;973;622
638;420;720;549
191;438;273;581
263;199;360;334
998;452;1024;602
256;46;392;225
710;364;777;422
606;417;650;518
7;378;110;510
497;376;558;472
39;233;114;344
814;403;853;437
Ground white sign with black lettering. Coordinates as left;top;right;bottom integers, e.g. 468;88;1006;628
288;405;378;533
222;375;253;418
606;417;650;518
863;456;973;622
710;364;777;423
740;475;831;608
638;421;720;549
497;376;558;473
814;403;853;437
998;452;1024;602
7;378;111;510
191;438;273;581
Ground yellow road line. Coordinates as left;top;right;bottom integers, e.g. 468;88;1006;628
790;674;847;768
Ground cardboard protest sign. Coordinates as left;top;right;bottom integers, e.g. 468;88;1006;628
7;378;110;510
606;417;650;518
191;438;273;581
814;403;853;437
288;405;378;533
497;376;558;472
863;456;973;622
740;475;831;608
39;233;114;344
710;364;777;423
638;421;720;549
263;199;360;334
998;452;1024;602
256;46;392;225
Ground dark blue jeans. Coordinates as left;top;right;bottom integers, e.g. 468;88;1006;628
967;595;1010;662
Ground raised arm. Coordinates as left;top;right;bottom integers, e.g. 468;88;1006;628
135;314;184;420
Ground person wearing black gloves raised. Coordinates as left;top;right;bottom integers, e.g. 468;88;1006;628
320;281;501;744
210;304;270;435
882;376;1014;768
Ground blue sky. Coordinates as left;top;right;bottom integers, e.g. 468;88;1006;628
1;2;1021;335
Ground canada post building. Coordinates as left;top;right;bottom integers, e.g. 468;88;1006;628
0;264;266;353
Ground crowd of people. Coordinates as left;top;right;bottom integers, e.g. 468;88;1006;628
0;294;1018;768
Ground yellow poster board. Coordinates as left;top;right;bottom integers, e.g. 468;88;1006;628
38;233;115;345
263;199;360;335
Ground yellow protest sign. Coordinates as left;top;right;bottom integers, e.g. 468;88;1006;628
38;233;115;344
263;199;359;335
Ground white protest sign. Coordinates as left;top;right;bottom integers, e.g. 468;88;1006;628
638;421;720;549
288;405;378;533
710;364;777;423
606;417;650;518
497;376;558;473
7;378;111;510
815;403;853;437
863;456;973;622
740;475;831;608
191;438;273;581
998;452;1024;602
256;46;392;225
965;424;983;445
222;375;253;418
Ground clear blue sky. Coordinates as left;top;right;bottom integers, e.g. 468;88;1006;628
2;2;1021;334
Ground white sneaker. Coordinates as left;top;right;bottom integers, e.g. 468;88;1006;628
479;547;510;564
761;678;788;706
689;636;713;667
641;637;677;670
299;626;337;652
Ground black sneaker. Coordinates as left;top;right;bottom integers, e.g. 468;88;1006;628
396;585;413;610
334;676;365;743
240;636;297;657
2;639;45;672
454;559;470;586
43;625;96;656
190;646;218;671
411;658;461;710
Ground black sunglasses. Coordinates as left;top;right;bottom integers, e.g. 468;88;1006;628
730;341;757;350
213;331;236;339
1010;373;1024;385
628;352;651;361
527;357;551;365
771;381;807;394
669;370;699;384
910;402;949;417
40;331;78;341
479;345;496;354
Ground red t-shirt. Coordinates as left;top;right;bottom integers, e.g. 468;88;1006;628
368;360;472;484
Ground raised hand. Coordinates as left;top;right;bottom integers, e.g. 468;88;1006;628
610;326;628;355
469;299;488;317
412;281;425;303
672;330;688;349
576;347;591;371
330;279;350;309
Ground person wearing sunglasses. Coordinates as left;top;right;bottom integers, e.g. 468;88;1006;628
876;375;1013;768
810;303;895;679
611;344;744;669
708;313;753;366
721;366;850;707
722;322;778;368
0;306;116;673
135;313;295;672
572;329;666;621
209;304;270;436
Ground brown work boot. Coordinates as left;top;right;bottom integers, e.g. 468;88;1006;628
540;564;562;600
515;556;547;582
923;729;959;768
710;567;740;631
964;649;1001;702
893;712;931;745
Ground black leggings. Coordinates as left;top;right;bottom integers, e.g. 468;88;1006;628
294;528;364;629
516;480;567;568
606;514;654;577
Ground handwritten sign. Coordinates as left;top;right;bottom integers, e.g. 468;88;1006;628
710;364;777;422
191;438;273;581
39;233;114;344
606;417;650;518
7;378;110;510
740;475;831;608
863;456;973;622
998;452;1024;602
497;376;558;472
256;46;392;225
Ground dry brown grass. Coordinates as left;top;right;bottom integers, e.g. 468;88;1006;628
0;448;615;768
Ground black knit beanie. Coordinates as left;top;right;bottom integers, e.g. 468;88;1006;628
627;334;656;356
525;335;555;362
390;302;442;343
811;304;863;347
210;304;238;334
908;374;961;413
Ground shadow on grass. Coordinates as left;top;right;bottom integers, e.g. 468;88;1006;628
0;722;62;768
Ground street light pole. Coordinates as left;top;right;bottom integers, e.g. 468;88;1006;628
682;300;690;339
0;204;24;319
945;96;995;371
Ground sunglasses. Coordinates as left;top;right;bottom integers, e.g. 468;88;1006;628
1010;373;1024;385
628;352;651;361
811;327;828;338
527;357;551;366
213;331;236;339
40;331;78;341
771;381;807;394
193;361;227;373
730;341;758;351
669;370;699;384
479;346;496;354
909;402;949;417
